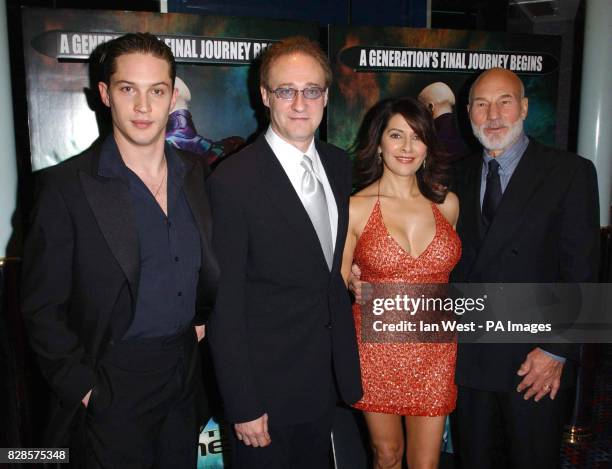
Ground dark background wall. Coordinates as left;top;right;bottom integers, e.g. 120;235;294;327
165;0;428;27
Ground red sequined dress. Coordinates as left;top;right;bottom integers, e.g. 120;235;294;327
352;199;461;416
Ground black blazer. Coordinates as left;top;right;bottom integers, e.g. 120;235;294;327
451;138;600;391
21;137;219;445
206;134;362;426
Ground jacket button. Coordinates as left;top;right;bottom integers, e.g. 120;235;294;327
511;248;519;255
324;323;332;330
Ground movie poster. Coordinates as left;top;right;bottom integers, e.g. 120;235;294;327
22;8;318;467
22;8;317;172
327;25;561;155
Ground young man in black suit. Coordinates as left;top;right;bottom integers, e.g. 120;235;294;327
21;33;218;468
207;36;362;469
451;67;600;469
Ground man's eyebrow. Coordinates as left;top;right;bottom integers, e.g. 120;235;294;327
472;93;515;101
273;82;324;88
114;80;170;87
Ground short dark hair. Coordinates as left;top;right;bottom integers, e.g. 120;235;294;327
353;97;451;203
259;36;332;89
100;32;176;86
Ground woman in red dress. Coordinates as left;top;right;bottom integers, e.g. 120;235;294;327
342;97;461;469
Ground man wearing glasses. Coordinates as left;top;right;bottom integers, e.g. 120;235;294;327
207;36;362;468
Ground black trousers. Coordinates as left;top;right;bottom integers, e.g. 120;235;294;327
84;328;201;469
229;409;335;469
452;385;570;469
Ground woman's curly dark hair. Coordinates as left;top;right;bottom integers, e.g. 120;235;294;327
352;97;451;203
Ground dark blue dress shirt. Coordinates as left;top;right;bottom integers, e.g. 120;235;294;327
98;137;201;338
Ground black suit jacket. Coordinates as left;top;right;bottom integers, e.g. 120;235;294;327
21;137;219;445
206;134;362;426
451;138;600;391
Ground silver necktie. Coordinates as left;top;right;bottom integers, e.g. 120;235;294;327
300;154;334;270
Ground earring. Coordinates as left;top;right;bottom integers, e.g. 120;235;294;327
422;155;428;170
378;152;383;164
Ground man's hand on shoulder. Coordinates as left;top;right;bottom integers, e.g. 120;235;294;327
234;413;271;447
195;324;205;342
516;348;564;401
82;389;93;408
348;264;373;305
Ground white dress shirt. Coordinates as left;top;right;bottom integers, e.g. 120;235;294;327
265;126;338;249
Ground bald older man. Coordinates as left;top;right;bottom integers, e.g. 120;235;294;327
451;68;600;469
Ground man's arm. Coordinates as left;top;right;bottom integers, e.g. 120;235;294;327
206;174;269;445
541;157;599;359
341;198;360;286
190;152;217;327
517;157;600;400
21;178;96;406
557;157;600;283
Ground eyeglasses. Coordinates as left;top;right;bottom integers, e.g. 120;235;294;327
268;87;326;100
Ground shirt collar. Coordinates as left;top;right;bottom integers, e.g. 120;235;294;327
482;132;529;171
97;135;186;183
165;143;187;182
265;126;317;166
98;134;130;181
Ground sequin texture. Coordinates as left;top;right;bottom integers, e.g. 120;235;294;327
352;200;462;416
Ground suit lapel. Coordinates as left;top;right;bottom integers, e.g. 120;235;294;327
79;152;140;305
471;141;546;274
256;136;331;271
179;151;219;314
180;153;213;271
316;141;346;270
458;155;483;263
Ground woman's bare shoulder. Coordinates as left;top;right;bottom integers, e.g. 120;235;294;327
351;184;378;210
349;184;379;230
437;191;459;227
